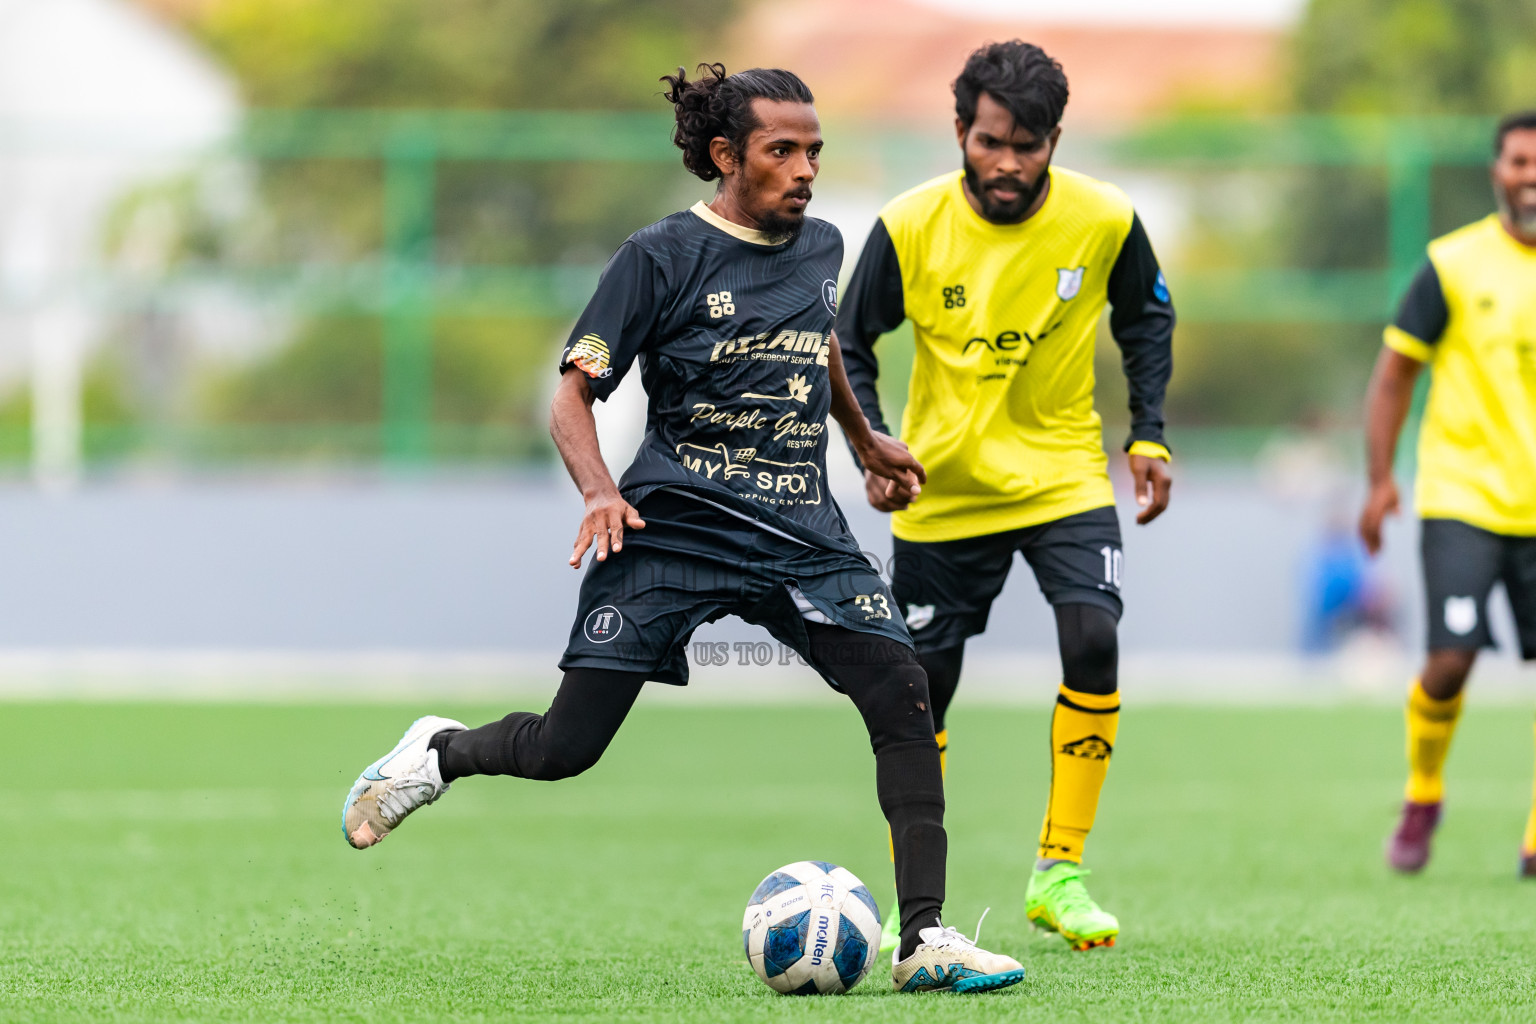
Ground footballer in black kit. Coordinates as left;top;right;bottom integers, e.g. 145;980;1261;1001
339;63;1025;993
557;197;909;684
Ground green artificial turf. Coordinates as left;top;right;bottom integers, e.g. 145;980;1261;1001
3;697;1536;1022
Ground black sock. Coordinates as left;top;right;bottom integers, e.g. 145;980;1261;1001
877;740;947;959
430;668;647;784
429;721;525;783
808;623;949;961
428;729;457;780
437;713;531;781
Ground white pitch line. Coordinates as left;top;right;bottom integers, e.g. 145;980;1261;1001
0;648;1527;705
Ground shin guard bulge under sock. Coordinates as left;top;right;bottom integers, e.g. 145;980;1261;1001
875;740;946;960
887;728;948;864
1405;678;1463;804
1038;684;1120;863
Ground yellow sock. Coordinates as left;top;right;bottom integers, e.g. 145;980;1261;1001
1038;685;1120;863
1523;719;1536;855
889;729;948;863
1404;678;1463;804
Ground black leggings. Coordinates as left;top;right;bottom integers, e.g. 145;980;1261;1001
433;621;945;957
921;601;1120;732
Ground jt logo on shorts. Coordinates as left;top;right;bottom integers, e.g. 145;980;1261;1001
584;606;624;643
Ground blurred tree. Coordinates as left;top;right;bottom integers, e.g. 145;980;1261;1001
1293;0;1536;117
0;351;141;462
123;0;740;460
1123;0;1536;439
177;0;733;110
1287;0;1536;268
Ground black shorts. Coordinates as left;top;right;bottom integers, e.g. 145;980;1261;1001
889;505;1124;653
560;489;911;686
1421;518;1536;660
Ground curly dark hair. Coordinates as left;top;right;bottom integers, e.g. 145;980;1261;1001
659;63;815;182
953;40;1068;138
1496;110;1536;156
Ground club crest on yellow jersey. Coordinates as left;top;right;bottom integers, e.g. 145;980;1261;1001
1056;266;1085;300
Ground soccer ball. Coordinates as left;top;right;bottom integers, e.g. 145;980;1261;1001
741;860;882;995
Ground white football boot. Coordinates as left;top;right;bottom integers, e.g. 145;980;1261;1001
342;715;466;849
891;911;1025;994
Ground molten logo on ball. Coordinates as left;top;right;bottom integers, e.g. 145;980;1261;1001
741;860;881;995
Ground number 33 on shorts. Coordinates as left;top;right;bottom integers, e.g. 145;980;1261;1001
855;593;893;620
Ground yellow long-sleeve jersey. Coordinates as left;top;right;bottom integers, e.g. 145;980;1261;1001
838;168;1174;543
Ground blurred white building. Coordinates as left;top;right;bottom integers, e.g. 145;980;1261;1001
0;0;236;487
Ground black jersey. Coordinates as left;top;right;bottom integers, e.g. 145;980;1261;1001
558;201;857;553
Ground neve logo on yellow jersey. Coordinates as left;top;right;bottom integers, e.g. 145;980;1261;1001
959;323;1067;369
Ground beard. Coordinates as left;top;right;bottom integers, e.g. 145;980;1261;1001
757;205;807;245
1495;181;1536;241
963;155;1050;224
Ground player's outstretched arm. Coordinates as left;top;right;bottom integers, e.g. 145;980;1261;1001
827;330;925;505
1359;347;1423;555
550;369;644;568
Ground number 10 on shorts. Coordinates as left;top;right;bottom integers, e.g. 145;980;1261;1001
1100;546;1123;589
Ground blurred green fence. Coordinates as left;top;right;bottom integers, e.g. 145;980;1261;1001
0;112;1499;471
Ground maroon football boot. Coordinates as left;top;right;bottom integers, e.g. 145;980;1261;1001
1385;800;1441;873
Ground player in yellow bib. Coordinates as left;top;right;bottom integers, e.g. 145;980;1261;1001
1361;111;1536;877
838;41;1174;951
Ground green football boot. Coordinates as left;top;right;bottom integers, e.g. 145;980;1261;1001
879;887;902;954
1024;862;1118;951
